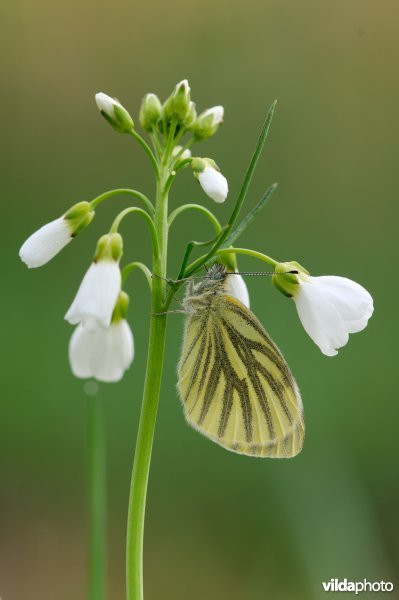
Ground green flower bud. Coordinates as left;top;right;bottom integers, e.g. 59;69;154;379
64;201;95;236
272;261;309;297
139;93;162;131
94;233;123;262
95;92;134;134
111;290;130;323
163;79;191;121
193;106;224;139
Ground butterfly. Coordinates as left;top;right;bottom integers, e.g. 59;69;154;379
177;263;304;458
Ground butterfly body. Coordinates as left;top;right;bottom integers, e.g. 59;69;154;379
178;264;305;458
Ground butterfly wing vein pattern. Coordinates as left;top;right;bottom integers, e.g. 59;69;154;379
178;294;305;458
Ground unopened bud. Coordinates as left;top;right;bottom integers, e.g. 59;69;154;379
163;79;191;121
193;106;224;139
95;92;134;133
139;93;162;131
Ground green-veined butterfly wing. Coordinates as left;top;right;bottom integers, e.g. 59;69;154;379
178;294;304;458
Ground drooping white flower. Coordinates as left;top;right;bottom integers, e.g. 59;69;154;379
19;217;72;268
69;319;134;382
198;166;228;203
19;201;95;268
293;275;373;356
95;92;134;133
65;261;121;330
224;272;250;308
65;233;123;331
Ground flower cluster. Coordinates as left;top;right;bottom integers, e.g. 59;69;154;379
19;80;230;381
19;79;374;388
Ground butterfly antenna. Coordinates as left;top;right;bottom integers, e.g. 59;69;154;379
231;270;299;276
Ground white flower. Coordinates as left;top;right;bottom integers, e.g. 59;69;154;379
65;261;121;331
293;275;374;356
69;319;134;382
198;166;228;203
224;272;250;308
19;217;72;268
201;105;224;126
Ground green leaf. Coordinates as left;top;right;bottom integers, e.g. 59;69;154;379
223;182;278;248
184;99;277;277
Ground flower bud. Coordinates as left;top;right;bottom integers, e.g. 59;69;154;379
193;106;224;139
139;93;162;131
163;79;191;121
95;92;134;133
272;261;309;297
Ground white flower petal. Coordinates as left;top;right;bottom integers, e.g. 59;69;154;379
19;217;72;268
198;166;228;203
224;272;250;308
293;275;373;356
202;105;224;126
69;320;134;382
95;92;121;116
65;261;121;329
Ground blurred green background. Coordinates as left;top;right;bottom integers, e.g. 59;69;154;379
1;0;398;598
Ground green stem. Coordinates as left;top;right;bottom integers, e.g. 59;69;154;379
110;207;159;257
187;247;278;273
129;130;160;178
88;396;106;600
122;262;153;289
126;141;171;600
90;188;154;214
168;203;222;231
126;313;167;600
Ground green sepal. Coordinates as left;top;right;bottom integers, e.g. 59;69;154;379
191;157;219;175
218;247;237;272
272;261;309;298
111;290;129;323
100;102;134;134
191;157;207;173
64;201;95;236
94;233;123;262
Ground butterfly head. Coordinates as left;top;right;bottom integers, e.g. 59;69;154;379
183;263;229;309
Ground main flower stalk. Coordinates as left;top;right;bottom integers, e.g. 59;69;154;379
125;145;171;600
